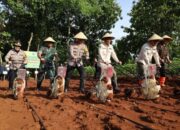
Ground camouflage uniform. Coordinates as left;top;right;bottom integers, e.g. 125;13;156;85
65;42;89;92
37;46;57;90
157;39;171;86
157;43;170;76
5;49;27;89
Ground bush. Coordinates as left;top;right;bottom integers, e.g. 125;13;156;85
167;58;180;76
71;58;180;77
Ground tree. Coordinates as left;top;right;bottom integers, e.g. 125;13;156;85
0;0;121;63
116;0;180;62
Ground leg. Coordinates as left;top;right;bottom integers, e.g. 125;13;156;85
159;62;166;87
77;65;85;93
94;64;101;80
8;70;17;90
47;67;56;88
111;71;120;93
137;62;144;85
37;69;45;90
64;65;75;92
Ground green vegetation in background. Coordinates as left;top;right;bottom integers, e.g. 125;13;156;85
81;58;180;77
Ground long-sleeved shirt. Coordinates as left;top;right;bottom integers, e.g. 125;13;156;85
38;46;57;69
5;49;27;70
137;43;160;66
97;43;120;67
67;42;89;67
157;43;170;63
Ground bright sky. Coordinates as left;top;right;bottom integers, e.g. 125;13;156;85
111;0;135;40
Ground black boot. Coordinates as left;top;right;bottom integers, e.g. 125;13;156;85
79;79;85;93
37;80;43;91
64;78;70;92
37;72;44;91
112;76;120;93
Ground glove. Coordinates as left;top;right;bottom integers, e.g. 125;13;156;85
157;64;161;68
118;61;122;65
40;58;46;64
84;59;90;66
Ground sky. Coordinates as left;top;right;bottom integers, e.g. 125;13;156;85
111;0;135;40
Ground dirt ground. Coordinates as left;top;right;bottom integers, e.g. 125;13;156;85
0;76;179;130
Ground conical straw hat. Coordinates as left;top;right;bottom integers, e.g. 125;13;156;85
74;32;87;40
44;37;56;43
102;33;115;39
162;35;172;40
148;34;163;41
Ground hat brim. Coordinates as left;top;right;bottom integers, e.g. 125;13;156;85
14;44;21;47
44;41;55;43
102;37;115;40
74;38;87;40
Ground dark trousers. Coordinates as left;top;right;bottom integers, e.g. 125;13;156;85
137;62;144;80
95;65;119;91
37;67;55;89
8;69;17;89
159;62;166;77
94;63;101;79
65;65;85;90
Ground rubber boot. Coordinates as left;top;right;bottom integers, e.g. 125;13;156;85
112;77;120;93
64;78;70;92
159;77;166;87
79;79;85;93
138;80;143;86
37;80;43;91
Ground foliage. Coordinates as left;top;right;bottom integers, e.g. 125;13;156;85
116;0;180;62
0;0;121;64
167;58;180;76
82;58;180;77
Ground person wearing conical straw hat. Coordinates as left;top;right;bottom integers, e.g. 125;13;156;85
157;35;172;87
64;32;89;93
136;33;162;85
37;37;58;91
97;32;122;93
5;40;27;90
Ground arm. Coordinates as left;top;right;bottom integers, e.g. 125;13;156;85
37;47;43;59
84;45;89;60
153;50;161;67
140;45;150;64
166;48;171;63
5;50;12;64
111;47;121;63
23;52;28;64
69;44;76;59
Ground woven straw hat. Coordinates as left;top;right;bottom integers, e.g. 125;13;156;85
162;35;172;40
148;34;163;41
74;32;87;40
44;37;56;43
102;33;115;40
14;41;21;47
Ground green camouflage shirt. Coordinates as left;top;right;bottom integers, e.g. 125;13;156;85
38;46;57;68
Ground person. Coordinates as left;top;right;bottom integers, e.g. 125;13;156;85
5;41;27;90
37;37;58;90
136;34;162;85
157;35;172;87
97;32;122;93
64;32;89;93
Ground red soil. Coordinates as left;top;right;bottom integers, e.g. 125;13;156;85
0;76;179;130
